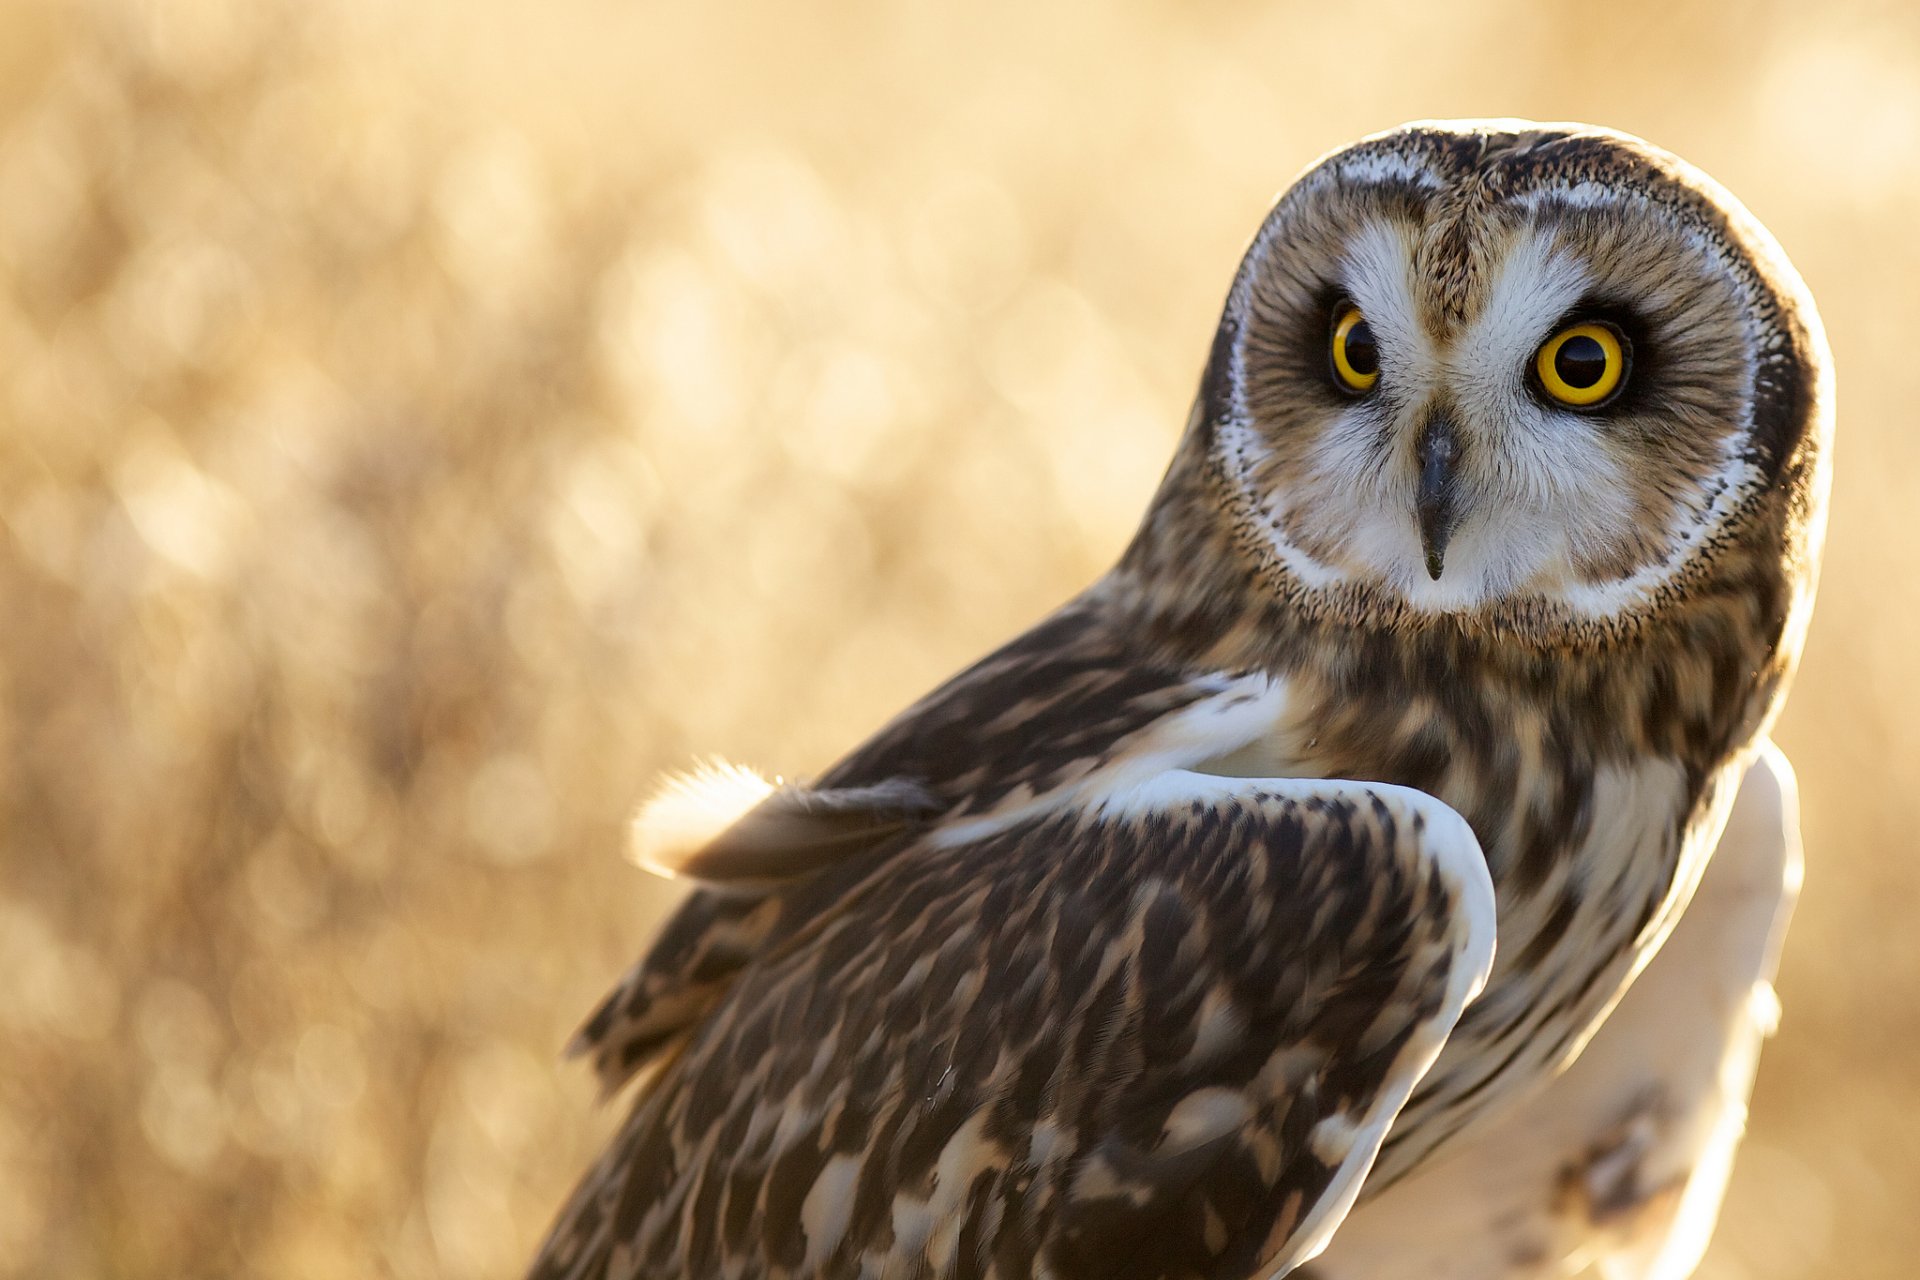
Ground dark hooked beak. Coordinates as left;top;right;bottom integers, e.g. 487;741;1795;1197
1415;413;1462;581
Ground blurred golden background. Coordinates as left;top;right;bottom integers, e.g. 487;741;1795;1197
1;0;1914;1276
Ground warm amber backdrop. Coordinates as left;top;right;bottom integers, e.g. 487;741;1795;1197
2;1;1914;1276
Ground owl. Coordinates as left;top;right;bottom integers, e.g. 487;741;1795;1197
527;120;1831;1280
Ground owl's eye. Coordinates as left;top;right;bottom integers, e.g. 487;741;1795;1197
1329;305;1380;394
1535;321;1628;408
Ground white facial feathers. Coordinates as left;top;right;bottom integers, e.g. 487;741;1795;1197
1440;230;1644;603
1223;196;1755;618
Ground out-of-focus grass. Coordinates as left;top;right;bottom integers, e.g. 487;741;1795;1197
1;1;1916;1276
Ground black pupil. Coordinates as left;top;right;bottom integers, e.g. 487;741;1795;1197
1554;334;1608;389
1342;319;1378;376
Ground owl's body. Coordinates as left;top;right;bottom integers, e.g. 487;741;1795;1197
1305;745;1800;1280
529;122;1830;1279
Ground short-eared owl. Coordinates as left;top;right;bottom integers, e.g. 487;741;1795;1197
529;120;1831;1279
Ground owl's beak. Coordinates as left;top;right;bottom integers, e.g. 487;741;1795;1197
1415;413;1462;580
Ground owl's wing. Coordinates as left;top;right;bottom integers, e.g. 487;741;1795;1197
530;770;1495;1280
569;598;1219;1095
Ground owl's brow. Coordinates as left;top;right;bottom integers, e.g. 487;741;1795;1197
1330;150;1446;192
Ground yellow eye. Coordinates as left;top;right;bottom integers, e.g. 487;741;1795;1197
1329;305;1380;393
1534;321;1627;407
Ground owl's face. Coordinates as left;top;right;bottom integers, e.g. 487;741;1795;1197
1203;121;1829;629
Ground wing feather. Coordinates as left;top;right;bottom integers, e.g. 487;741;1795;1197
566;598;1197;1096
532;770;1494;1280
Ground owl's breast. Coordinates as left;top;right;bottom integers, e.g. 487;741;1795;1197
1272;667;1730;1186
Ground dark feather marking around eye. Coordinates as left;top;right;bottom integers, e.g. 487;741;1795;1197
1743;292;1815;484
1199;306;1242;435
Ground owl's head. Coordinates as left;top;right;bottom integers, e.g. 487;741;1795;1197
1168;120;1831;641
